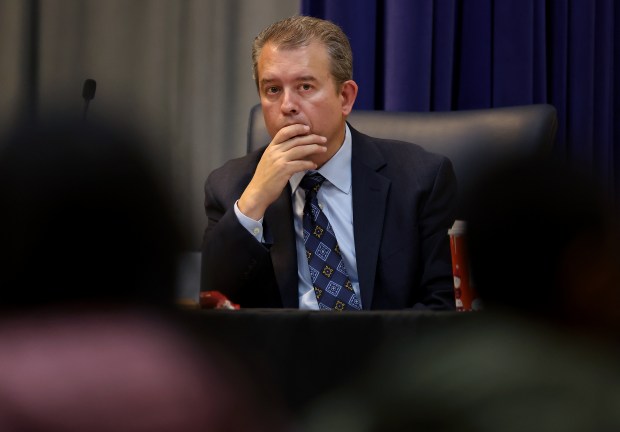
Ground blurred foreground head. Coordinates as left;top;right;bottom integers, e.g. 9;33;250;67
0;116;180;309
464;158;620;331
0;310;271;432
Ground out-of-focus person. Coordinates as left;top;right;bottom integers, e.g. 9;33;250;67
300;158;620;432
463;157;620;337
0;116;287;432
0;309;267;432
0;116;178;309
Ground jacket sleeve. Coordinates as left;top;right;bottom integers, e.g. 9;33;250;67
200;163;282;308
412;156;458;311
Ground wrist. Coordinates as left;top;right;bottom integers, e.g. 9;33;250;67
238;193;266;221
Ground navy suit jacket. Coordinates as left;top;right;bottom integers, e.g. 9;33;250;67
201;125;457;310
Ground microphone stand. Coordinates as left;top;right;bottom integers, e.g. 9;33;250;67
82;79;97;121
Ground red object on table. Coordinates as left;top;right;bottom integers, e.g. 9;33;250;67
199;291;240;310
448;220;480;311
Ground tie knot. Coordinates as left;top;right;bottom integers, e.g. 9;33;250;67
300;172;326;195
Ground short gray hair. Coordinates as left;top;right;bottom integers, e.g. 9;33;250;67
252;15;353;91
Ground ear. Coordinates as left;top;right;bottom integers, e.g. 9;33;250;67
339;80;358;116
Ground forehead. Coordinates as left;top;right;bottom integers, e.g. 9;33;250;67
257;41;331;82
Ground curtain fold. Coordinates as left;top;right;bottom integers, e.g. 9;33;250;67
301;0;619;201
431;0;457;111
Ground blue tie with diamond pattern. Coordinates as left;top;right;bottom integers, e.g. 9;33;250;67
300;172;362;311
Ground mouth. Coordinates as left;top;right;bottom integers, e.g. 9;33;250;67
280;123;312;138
282;122;308;128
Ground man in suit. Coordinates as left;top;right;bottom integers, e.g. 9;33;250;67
201;16;457;310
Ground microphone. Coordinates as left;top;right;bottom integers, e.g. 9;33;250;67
82;79;96;120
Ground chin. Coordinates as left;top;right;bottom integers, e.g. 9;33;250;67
310;154;330;169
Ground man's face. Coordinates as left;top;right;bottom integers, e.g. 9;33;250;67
257;40;354;162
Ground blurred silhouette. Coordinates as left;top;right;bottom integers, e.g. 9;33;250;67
301;312;620;432
301;157;620;432
0;116;179;309
463;157;620;335
0;309;271;432
0;116;286;432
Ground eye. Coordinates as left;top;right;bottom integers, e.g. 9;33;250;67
300;83;312;91
265;86;280;95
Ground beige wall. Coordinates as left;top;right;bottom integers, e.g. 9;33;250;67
0;0;29;132
0;0;299;249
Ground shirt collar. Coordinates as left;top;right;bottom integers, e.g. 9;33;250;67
290;124;352;194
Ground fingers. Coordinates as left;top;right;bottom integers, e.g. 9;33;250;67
271;124;311;144
238;124;326;220
270;124;327;151
280;142;326;163
269;125;327;164
261;140;326;175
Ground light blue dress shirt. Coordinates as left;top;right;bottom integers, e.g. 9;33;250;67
234;125;360;310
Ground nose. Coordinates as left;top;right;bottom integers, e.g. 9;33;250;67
281;89;299;115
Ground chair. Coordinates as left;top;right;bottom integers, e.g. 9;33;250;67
246;103;558;193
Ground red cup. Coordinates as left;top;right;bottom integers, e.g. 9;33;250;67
448;220;480;311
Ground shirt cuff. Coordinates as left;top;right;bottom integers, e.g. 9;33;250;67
234;200;264;242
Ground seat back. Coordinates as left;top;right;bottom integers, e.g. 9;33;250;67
247;103;558;192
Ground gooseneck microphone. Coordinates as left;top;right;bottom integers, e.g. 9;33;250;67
82;79;97;120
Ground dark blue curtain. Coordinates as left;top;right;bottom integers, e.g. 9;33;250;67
301;0;619;202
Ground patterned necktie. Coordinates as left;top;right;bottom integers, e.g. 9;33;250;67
300;172;362;311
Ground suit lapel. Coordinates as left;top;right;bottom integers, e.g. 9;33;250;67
350;126;390;310
265;184;299;308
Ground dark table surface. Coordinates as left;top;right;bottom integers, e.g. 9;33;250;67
178;308;470;415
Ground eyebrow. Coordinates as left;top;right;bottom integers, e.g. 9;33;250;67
260;76;318;86
296;76;317;82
